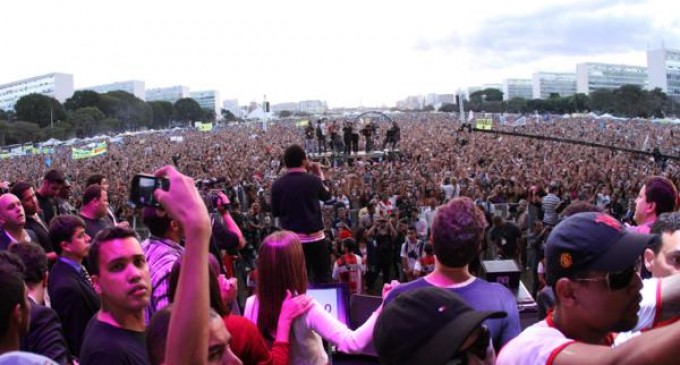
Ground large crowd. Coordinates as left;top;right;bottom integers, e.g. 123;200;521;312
1;111;680;365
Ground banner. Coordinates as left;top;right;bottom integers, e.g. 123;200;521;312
72;142;107;160
296;120;309;128
506;116;527;127
195;122;213;132
475;119;493;130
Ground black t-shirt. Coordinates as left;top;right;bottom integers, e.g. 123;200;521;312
492;223;522;258
80;318;150;365
80;215;112;241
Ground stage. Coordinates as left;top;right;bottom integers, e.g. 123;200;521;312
307;149;401;162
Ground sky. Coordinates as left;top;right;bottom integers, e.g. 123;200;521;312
2;0;679;108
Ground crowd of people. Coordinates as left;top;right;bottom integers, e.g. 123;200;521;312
0;111;680;364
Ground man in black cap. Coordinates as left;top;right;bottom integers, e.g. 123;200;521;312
374;286;505;365
497;212;680;365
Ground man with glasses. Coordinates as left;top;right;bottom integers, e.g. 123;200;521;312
374;286;504;365
497;212;680;365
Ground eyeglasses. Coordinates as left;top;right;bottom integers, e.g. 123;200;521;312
446;326;491;365
572;265;638;291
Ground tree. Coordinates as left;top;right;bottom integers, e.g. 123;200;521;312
64;90;100;111
14;94;67;128
422;104;435;111
202;108;216;122
222;109;239;121
69;107;106;138
589;89;616;114
438;103;457;113
5;121;43;144
148;101;174;129
277;110;292;118
96;91;151;131
0;108;6;121
614;84;646;118
173;98;203;123
504;98;528;114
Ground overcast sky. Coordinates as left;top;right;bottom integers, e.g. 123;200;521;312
2;0;679;108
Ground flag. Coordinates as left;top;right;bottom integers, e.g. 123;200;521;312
642;134;649;151
467;110;474;122
499;114;507;125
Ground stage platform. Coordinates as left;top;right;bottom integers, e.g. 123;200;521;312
307;149;401;162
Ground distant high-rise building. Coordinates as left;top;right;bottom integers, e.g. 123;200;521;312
0;73;74;111
532;72;577;99
648;47;680;97
439;94;455;104
190;90;220;120
482;83;503;92
146;85;190;103
502;79;533;101
271;102;299;113
576;62;647;95
222;99;240;117
298;100;326;114
82;80;146;100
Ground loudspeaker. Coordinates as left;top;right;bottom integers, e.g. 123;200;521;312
481;260;521;290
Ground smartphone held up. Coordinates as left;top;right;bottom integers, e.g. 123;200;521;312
129;174;170;208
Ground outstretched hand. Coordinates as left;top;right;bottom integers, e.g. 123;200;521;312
153;165;210;232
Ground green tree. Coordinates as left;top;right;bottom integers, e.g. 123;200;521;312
64;90;100;112
504;98;528;114
614;84;646;118
438;103;457;113
645;88;667;118
6;121;43;144
589;89;616;114
173;98;203;123
277;110;292;118
14;94;67;128
203;108;216;121
0;108;7;121
96;91;151;131
69;107;106;137
148;101;174;129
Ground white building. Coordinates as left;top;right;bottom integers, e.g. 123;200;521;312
146;85;190;103
271;102;298;113
576;63;647;95
502;79;533;100
190;90;220;120
532;72;577;99
439;94;455;104
222;99;240;117
298;100;326;114
81;80;146;100
0;73;74;111
648;47;680;97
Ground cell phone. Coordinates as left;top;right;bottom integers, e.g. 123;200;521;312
129;174;169;208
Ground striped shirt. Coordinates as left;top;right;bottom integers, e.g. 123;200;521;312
542;194;561;226
142;236;184;324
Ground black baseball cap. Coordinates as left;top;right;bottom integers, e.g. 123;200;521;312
545;212;657;286
374;287;506;365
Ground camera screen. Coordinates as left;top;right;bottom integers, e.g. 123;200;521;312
138;176;159;206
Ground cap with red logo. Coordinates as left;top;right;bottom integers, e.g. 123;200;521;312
545;212;658;286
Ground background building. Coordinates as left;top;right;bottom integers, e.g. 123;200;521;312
298;100;326;114
190;90;220;119
0;73;74;111
271;102;298;113
648;47;680;97
146;85;190;103
532;72;577;99
576;62;647;94
81;80;146;100
502;79;533;100
222;99;240;117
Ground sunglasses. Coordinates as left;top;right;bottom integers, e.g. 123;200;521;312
572;265;638;291
446;325;491;365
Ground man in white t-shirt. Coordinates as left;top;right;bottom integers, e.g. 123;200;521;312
497;212;680;365
400;227;423;282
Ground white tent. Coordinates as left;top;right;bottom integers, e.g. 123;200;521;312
40;138;62;146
